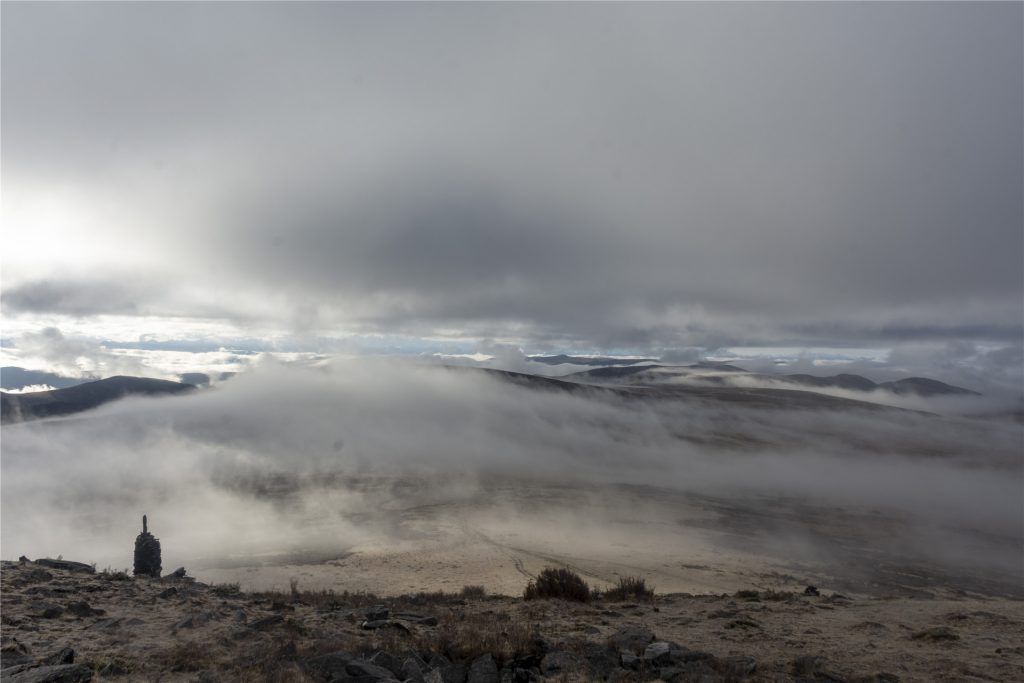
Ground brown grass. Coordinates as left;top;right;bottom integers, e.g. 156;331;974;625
418;611;540;663
524;568;591;603
602;576;654;602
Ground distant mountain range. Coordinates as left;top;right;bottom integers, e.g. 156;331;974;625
0;362;981;426
1;376;196;424
568;364;979;397
1;366;226;392
529;355;657;366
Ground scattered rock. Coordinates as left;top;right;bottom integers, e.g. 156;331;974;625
6;664;93;682
33;560;94;575
65;601;103;618
302;651;353;680
724;655;757;678
30;603;63;619
911;627;959;641
98;662;129;676
467;654;498;683
248;615;284;631
366;605;390;621
793;655;826;677
804;586;820;596
346;659;397;679
13;569;53;586
642;641;675;667
725;618;761;629
41;648;75;665
172;613;210;632
89;617;122;631
370;651;406;679
539;651;581;675
608;626;655;654
402;657;426;683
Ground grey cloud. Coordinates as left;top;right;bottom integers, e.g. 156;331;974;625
3;278;153;317
2;3;1021;364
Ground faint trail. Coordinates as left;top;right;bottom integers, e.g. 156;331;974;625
457;520;535;580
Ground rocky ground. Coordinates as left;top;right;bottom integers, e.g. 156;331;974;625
2;560;1023;683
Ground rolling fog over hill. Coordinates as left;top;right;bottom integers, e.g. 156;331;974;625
2;359;1020;597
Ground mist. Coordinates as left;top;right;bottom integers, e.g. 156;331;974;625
2;359;1020;592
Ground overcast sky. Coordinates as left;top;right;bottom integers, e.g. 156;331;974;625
2;3;1021;386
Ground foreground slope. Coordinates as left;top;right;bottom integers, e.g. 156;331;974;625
1;560;1022;683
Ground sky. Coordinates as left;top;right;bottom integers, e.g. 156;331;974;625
2;2;1022;391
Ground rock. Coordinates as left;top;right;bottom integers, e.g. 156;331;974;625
31;603;63;619
66;601;104;618
369;652;405;679
424;669;445;683
42;648;75;665
427;654;451;670
725;618;761;629
302;651;353;680
415;616;439;626
402;657;426;683
366;605;390;621
7;664;93;682
467;654;498;683
539;652;581;676
1;639;33;668
98;662;128;676
608;626;656;654
724;656;756;678
911;627;959;641
158;587;179;599
33;560;94;575
16;569;53;585
163;567;188;580
804;586;820;596
346;660;398;680
437;662;468;683
172;613;211;632
793;656;826;677
248;615;284;631
392;612;426;620
642;641;676;667
89;618;122;630
619;653;640;670
362;620;392;630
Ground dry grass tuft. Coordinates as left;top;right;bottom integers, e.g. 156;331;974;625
602;576;654;602
524;568;591;603
460;584;487;599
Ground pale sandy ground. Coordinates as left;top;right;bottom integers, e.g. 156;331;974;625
188;480;1022;601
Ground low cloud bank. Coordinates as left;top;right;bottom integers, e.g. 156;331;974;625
2;359;1020;578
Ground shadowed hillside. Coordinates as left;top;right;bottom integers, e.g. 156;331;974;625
1;376;196;424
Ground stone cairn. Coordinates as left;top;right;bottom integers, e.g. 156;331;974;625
133;514;162;578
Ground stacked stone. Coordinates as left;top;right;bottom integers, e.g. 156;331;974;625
133;514;162;578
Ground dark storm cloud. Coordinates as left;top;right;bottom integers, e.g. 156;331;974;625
2;3;1021;356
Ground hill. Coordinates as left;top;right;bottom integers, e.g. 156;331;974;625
1;376;196;424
